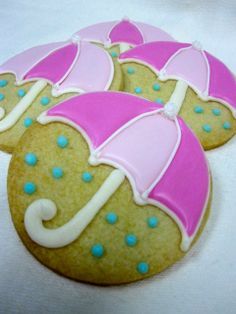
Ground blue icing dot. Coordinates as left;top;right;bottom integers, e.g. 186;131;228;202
194;106;204;113
127;67;135;74
91;244;104;258
57;135;69;148
24;118;33;128
202;124;212;133
0;79;8;87
125;234;137;247
110;51;118;58
223;121;231;130
137;262;149;274
0;93;5;101
52;167;63;179
24;153;38;166
82;172;93;183
147;216;159;228
153;83;160;91
212;108;221;116
155;98;164;104
106;212;118;225
40;96;50;106
17;89;26;97
23;182;36;195
134;87;142;94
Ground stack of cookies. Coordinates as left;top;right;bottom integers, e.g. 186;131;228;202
0;18;235;285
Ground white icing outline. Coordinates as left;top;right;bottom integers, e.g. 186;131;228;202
118;51;236;117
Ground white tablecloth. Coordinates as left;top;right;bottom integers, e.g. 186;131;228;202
0;1;236;313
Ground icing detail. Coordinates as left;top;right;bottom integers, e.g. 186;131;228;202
24;182;36;195
0;93;5;101
119;41;236;116
82;172;93;182
52;167;64;179
105;212;118;224
24;117;33;127
163;102;178;119
0;80;47;132
24;153;38;166
194;106;204;113
33;92;209;251
134;87;142;94
223;121;231;130
212;108;221;116
125;234;137;247
17;89;26;97
147;216;159;228
91;244;104;258
24;170;125;248
153;83;160;91
137;262;149;274
202;124;212;133
0;79;8;87
40;96;50;106
57;135;68;148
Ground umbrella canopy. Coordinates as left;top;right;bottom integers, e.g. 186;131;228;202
118;41;236;117
74;18;175;47
38;91;210;251
0;38;114;95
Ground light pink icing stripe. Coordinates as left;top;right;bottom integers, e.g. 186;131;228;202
149;118;209;237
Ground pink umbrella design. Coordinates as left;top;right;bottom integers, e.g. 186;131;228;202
74;17;175;53
119;41;236;118
24;91;210;252
0;36;114;131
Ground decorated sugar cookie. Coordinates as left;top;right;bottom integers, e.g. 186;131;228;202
0;37;122;153
75;17;175;53
8;91;211;285
119;41;236;150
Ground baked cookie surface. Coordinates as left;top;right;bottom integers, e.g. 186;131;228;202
8;92;211;285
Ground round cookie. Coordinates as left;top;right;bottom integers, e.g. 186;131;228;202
0;39;123;153
119;41;236;150
8;92;211;285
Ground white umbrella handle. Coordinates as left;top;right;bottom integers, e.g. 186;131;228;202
0;79;47;132
24;169;125;248
167;80;188;114
119;43;131;53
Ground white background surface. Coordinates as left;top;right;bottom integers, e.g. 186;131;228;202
0;1;236;313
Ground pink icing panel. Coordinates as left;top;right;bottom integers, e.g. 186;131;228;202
76;21;117;43
0;41;66;81
57;42;113;93
137;22;175;42
109;20;144;45
99;113;178;193
164;46;209;93
119;41;190;71
47;92;160;148
149;118;209;237
24;43;78;84
206;51;236;110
